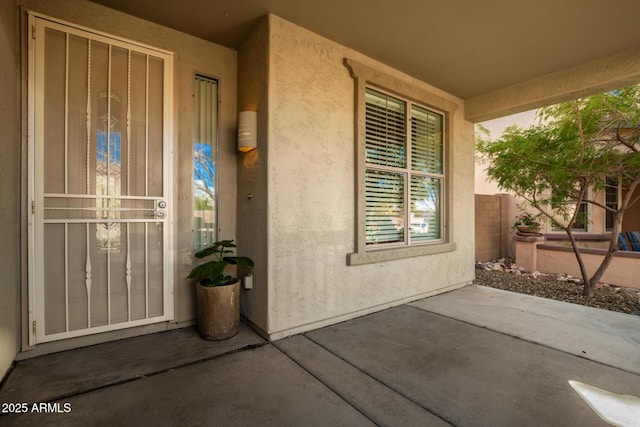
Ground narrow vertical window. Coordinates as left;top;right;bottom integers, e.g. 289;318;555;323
193;76;218;249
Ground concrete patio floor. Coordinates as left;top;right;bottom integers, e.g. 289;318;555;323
1;285;639;426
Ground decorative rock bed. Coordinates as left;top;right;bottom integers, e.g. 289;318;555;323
474;259;640;315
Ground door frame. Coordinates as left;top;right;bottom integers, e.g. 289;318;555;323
26;11;175;346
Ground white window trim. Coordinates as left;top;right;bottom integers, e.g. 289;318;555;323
344;58;458;265
193;75;219;250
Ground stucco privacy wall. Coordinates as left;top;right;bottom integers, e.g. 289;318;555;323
0;1;21;379
263;16;475;338
6;0;237;358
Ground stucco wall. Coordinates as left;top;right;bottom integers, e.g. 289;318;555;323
475;110;537;196
7;0;237;357
263;16;475;338
237;17;270;333
527;244;640;290
0;0;21;379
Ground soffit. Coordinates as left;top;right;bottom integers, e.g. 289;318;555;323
89;0;640;100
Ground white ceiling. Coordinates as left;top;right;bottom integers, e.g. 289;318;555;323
90;0;640;100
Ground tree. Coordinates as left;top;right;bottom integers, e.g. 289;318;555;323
476;86;640;297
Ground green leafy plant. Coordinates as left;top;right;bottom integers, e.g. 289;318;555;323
188;240;254;287
476;85;640;297
513;212;542;230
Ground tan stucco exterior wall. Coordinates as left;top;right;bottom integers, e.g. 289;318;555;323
535;246;640;290
475;110;537;196
3;0;237;360
237;17;270;333
246;16;476;338
0;0;21;379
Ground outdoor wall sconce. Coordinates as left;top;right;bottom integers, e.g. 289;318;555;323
238;111;257;152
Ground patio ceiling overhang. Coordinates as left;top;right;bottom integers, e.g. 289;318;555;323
90;0;640;122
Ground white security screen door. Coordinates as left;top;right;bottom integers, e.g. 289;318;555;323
28;14;174;344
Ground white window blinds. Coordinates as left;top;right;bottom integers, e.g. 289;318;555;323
365;88;444;247
193;76;218;249
365;90;406;168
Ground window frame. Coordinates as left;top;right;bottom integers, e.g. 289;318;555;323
363;87;445;247
193;75;219;250
550;187;590;232
605;177;619;232
344;58;458;265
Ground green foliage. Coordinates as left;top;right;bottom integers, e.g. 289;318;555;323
513;212;542;229
188;240;254;287
476;86;640;295
194;195;213;211
476;87;640;227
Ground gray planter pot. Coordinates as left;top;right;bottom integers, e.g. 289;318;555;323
196;280;240;340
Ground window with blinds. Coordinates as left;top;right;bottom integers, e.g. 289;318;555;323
365;88;444;247
193;76;218;249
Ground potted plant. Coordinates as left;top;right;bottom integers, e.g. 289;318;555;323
188;240;254;340
513;212;542;234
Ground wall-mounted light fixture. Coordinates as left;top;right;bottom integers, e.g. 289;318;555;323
238;111;257;152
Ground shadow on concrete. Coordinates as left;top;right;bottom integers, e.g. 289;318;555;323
1;286;639;426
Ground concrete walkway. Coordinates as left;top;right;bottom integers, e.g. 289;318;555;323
1;285;639;426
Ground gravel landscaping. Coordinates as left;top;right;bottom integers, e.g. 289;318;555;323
474;259;640;315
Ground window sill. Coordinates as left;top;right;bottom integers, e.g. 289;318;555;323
347;241;457;266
